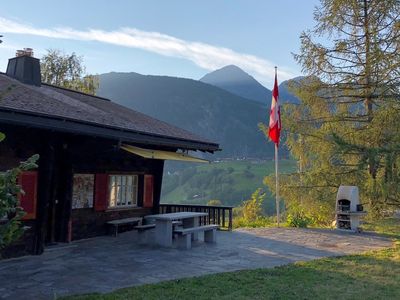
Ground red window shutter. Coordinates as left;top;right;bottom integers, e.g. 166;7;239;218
94;174;109;211
143;175;154;208
18;171;38;220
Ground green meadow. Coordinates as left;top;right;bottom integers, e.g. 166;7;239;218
161;159;297;214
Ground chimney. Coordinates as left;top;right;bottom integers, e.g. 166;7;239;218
6;48;41;86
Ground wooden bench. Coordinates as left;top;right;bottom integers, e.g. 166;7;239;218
174;224;219;249
107;217;142;237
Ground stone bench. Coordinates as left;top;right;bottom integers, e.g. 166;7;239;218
145;219;182;227
174;224;219;249
134;221;183;244
107;217;142;237
172;220;183;227
133;224;156;244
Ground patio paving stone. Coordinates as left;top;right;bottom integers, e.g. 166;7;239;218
0;227;393;299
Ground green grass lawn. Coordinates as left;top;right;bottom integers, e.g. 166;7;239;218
63;218;400;300
361;217;400;239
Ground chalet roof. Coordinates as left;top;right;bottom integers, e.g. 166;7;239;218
0;73;219;152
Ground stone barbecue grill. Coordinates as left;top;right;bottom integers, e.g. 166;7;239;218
336;186;367;231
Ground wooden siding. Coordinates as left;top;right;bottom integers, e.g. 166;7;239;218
0;124;164;256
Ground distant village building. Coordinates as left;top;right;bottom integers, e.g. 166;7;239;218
0;49;219;257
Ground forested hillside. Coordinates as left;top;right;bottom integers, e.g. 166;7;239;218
97;72;276;158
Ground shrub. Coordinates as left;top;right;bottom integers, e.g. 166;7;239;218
0;154;39;249
242;189;265;220
286;211;314;228
207;199;222;206
233;188;271;228
233;216;274;228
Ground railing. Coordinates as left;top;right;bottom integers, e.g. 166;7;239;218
159;204;233;231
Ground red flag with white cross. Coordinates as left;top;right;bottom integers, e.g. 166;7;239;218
268;71;281;146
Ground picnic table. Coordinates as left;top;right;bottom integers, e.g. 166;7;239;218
145;212;208;247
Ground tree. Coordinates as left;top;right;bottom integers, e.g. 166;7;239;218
41;49;99;95
0;149;38;250
265;0;400;222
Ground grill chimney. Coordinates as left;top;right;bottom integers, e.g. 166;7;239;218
6;48;41;86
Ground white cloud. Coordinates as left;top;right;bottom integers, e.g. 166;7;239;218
0;17;296;86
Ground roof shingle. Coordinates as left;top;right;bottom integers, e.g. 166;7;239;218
0;74;218;151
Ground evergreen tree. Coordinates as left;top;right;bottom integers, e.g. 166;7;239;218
265;0;400;222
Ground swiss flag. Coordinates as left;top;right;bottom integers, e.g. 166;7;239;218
268;72;281;145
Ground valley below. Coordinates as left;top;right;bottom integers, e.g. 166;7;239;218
161;159;297;215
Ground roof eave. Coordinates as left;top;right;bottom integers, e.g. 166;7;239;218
0;110;220;152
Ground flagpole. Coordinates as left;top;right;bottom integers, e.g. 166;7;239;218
274;66;280;227
275;143;280;227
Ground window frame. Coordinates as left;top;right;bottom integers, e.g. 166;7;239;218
107;174;139;209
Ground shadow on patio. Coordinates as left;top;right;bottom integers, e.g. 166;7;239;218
0;227;392;300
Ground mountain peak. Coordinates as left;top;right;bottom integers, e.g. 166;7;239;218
216;64;247;73
200;65;256;84
200;65;271;103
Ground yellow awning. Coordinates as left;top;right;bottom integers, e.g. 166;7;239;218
121;144;209;163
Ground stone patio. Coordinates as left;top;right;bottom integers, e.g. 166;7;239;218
0;228;392;299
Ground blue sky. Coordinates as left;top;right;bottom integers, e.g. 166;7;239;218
0;0;319;87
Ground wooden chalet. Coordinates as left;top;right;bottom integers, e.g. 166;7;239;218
0;51;219;257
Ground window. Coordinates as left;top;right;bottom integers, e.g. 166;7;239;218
108;175;138;208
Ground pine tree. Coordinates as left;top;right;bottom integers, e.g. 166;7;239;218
267;0;400;221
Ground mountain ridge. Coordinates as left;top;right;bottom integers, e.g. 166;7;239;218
97;71;277;159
